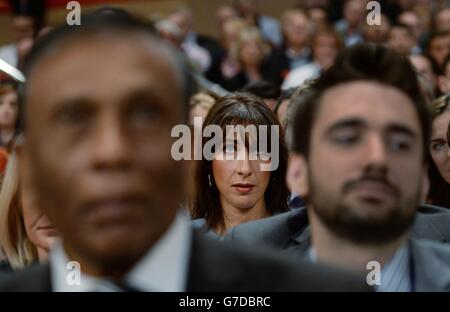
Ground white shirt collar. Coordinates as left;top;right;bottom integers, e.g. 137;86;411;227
50;210;192;292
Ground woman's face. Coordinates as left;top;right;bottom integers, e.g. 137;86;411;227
239;39;263;67
430;111;450;183
212;131;271;211
0;90;18;129
21;183;59;254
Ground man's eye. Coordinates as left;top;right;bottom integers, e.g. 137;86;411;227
55;106;91;127
389;138;412;152
331;131;359;145
129;103;159;124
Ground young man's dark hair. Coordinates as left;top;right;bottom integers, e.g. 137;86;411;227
292;43;431;160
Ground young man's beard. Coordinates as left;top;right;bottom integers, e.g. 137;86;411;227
308;178;419;245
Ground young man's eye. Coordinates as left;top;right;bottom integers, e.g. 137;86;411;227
389;138;412;152
331;131;359;145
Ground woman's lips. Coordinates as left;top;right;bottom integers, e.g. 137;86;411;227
37;225;59;236
233;184;255;194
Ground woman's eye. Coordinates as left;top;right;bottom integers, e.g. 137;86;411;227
431;142;446;152
223;143;235;153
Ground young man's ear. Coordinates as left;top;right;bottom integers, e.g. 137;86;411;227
287;153;309;198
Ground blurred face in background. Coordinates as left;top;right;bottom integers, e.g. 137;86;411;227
11;15;35;42
283;12;311;49
398;11;423;42
0;89;18;129
388;26;415;56
436;8;450;32
308;7;329;30
313;31;339;69
409;55;436;88
217;5;238;33
364;14;391;44
23;34;186;276
437;60;450;94
343;0;365;29
169;10;192;42
239;38;264;67
428;34;450;67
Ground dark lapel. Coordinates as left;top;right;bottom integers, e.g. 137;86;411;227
185;230;250;291
282;207;312;260
2;263;52;291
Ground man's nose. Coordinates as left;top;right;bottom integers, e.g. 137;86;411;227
365;134;388;167
91;115;132;171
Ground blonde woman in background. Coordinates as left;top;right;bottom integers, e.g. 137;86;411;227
189;92;216;126
222;26;271;91
0;140;58;272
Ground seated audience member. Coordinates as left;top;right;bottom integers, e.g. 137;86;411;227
388;23;416;56
234;0;282;47
282;27;342;90
434;7;450;32
191;93;289;238
211;18;248;85
227;44;450;291
189;92;216;126
276;83;315;211
274;87;297;129
0;0;45;68
168;7;221;75
409;54;437;91
363;13;391;45
0;14;370;292
416;73;436;107
398;10;426;54
222;27;272;91
266;9;312;86
240;80;280;110
0;84;19;150
0;145;58;272
425;30;450;71
427;94;450;208
334;0;365;47
437;54;450;94
306;5;329;31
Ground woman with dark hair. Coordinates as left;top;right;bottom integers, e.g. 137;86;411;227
191;93;289;238
427;94;450;208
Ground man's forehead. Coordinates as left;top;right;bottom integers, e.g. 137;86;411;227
31;33;176;75
26;33;182;102
315;82;420;130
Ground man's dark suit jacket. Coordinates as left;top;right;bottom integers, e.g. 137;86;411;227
0;229;371;292
227;204;450;291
